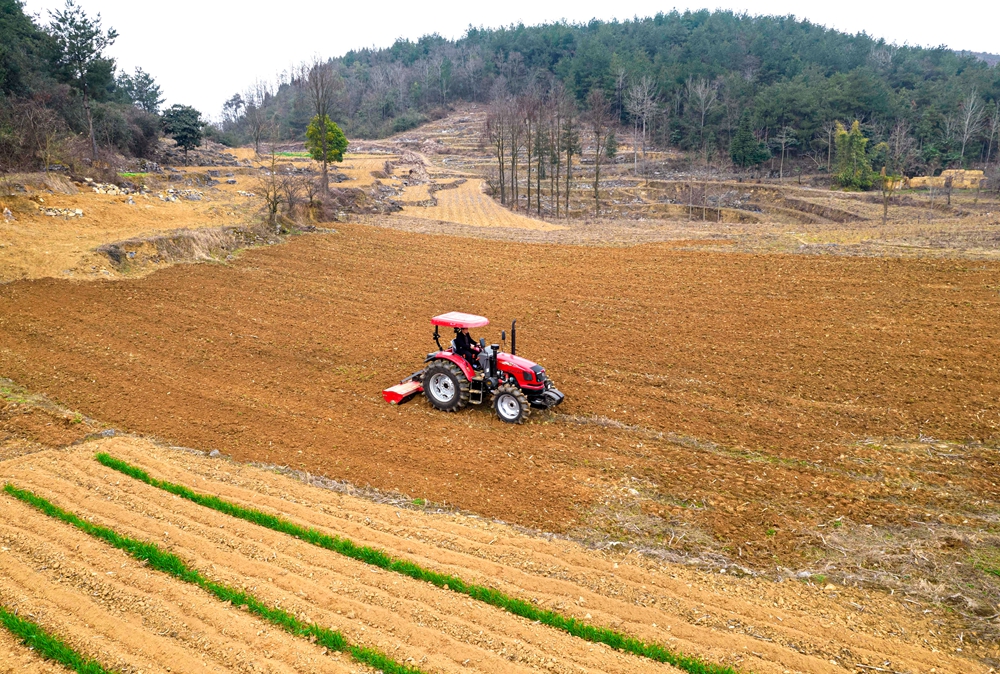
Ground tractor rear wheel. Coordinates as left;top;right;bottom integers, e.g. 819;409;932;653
493;384;530;424
423;361;470;412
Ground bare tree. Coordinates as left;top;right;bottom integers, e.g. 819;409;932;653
255;154;284;231
586;89;615;214
520;90;542;215
887;120;918;175
686;77;719;155
561;97;580;216
509;100;524;210
770;126;798;181
984;100;1000;169
307;59;342;193
613;64;628;123
626;76;656;181
957;88;985;164
243;80;273;156
548;85;564;217
484;81;510;204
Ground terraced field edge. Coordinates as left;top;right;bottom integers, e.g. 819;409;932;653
0;604;117;674
95;452;739;674
2;483;427;674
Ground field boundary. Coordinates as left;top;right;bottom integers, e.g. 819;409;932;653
95;452;738;674
2;483;427;674
0;604;117;674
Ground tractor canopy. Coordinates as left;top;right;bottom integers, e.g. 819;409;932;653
430;312;489;328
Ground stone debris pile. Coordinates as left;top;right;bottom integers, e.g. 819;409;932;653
237;191;256;197
2;207;14;222
156;188;205;202
39;206;84;218
84;178;145;196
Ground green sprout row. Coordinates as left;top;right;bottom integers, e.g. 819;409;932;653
0;605;116;674
2;483;426;674
95;452;738;674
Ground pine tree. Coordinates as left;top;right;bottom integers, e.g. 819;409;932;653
729;112;769;169
162;105;203;163
834;121;875;190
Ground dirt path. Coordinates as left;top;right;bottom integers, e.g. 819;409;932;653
0;439;986;673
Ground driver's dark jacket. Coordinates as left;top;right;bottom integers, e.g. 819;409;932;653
454;331;478;359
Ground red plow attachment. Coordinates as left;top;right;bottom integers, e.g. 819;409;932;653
382;379;423;405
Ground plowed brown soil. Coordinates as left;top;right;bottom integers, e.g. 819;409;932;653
0;223;998;539
0;439;986;673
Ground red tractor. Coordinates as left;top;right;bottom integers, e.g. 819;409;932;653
382;312;564;423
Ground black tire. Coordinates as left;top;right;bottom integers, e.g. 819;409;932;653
493;384;530;424
423;360;470;412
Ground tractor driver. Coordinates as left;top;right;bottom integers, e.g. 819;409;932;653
453;327;481;367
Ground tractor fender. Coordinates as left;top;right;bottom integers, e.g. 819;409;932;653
425;352;475;382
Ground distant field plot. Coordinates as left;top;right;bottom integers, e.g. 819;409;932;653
404;179;565;231
337;154;397;186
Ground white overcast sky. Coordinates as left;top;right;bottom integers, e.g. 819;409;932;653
23;0;999;119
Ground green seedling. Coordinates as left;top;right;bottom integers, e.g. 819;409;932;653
95;453;738;674
3;483;425;674
0;605;117;674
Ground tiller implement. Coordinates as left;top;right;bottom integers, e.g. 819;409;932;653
382;312;565;423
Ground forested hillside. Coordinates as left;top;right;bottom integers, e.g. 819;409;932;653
0;0;164;171
226;11;1000;176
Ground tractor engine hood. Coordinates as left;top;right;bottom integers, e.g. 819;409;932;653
497;352;540;371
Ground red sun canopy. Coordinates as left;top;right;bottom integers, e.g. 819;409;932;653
431;312;490;328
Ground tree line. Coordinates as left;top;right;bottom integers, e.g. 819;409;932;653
224;10;1000;179
0;0;212;172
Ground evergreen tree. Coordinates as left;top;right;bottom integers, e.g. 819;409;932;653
116;67;163;113
729;112;769;169
162;104;203;163
834;120;875;190
47;0;117;160
305;114;348;172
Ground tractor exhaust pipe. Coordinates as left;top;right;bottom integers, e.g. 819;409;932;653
511;320;516;356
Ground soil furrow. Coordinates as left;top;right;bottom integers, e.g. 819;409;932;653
0;624;66;674
103;441;974;673
0;495;365;674
54;440;983;673
11;452;683;674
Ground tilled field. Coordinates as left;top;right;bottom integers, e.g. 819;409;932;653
0;223;999;660
0;439;984;673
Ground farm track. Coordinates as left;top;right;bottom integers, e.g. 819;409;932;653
0;439;984;673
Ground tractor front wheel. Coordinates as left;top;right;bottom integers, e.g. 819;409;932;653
423;361;470;412
493;384;530;424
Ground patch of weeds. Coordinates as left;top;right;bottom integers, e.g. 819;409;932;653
812;574;827;585
972;546;1000;579
94;454;738;674
70;414;83;425
766;528;777;537
0;604;116;674
411;497;426;506
119;172;147;178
